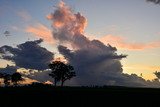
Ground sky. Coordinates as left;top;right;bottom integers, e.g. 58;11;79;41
0;0;160;83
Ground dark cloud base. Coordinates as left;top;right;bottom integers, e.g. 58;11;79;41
0;39;54;70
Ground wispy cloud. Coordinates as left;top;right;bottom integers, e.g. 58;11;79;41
99;35;160;50
146;0;160;4
16;10;54;44
26;23;54;44
10;26;19;31
17;10;31;21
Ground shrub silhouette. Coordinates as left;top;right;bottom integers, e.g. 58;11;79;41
49;61;76;86
3;74;11;86
0;73;11;86
11;72;23;86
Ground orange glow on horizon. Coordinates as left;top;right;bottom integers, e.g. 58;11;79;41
123;64;160;80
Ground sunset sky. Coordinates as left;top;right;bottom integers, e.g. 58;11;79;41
0;0;160;83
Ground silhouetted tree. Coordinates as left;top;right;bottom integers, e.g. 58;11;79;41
154;71;160;80
11;72;23;86
49;61;76;86
3;74;11;86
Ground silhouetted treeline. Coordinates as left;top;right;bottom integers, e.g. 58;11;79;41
0;61;75;87
0;84;160;106
0;72;23;86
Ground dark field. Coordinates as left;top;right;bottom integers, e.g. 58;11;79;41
0;84;160;107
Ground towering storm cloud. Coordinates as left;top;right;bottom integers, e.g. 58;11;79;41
46;1;155;87
0;39;54;70
47;2;88;49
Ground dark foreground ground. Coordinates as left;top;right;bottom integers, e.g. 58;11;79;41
0;84;160;107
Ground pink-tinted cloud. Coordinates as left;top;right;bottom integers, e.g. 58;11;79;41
26;23;54;44
99;35;160;50
17;10;31;21
10;26;19;31
47;1;87;35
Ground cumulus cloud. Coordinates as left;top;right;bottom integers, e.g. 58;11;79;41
0;39;54;70
26;23;54;44
46;1;158;87
47;1;87;48
99;35;160;50
58;45;156;87
45;1;160;87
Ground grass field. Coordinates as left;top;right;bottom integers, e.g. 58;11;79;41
0;84;160;106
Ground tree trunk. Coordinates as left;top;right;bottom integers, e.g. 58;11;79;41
61;80;64;86
54;79;57;87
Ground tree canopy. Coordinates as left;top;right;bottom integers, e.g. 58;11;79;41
49;61;76;86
